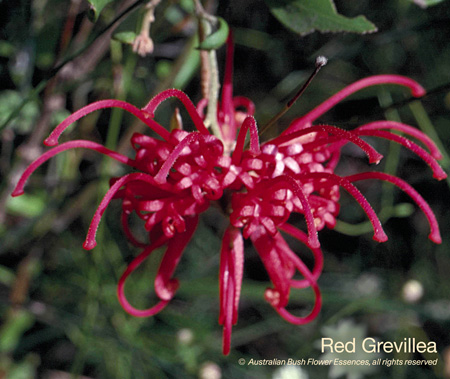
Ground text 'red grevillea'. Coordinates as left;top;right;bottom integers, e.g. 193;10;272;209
12;36;446;355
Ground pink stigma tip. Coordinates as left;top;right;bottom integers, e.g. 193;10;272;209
44;138;58;147
83;240;97;250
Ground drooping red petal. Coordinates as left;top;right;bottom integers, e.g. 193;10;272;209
142;89;210;135
284;75;426;134
154;216;199;300
224;227;244;324
346;172;442;244
219;235;229;326
222;260;235;356
250;227;292;309
251;229;322;325
12;140;134;197
44;100;170;146
219;226;244;355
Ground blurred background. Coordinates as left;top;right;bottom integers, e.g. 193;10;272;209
1;0;450;378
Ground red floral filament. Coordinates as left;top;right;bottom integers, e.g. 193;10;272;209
12;36;446;355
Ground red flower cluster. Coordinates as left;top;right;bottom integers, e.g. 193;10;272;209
13;38;445;355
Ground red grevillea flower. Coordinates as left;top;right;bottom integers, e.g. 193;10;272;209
12;37;446;355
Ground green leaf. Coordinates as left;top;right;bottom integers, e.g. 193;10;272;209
113;31;138;45
264;0;377;36
0;310;34;353
411;0;448;7
198;17;230;50
0;265;15;286
7;192;47;218
87;0;116;22
0;91;39;134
